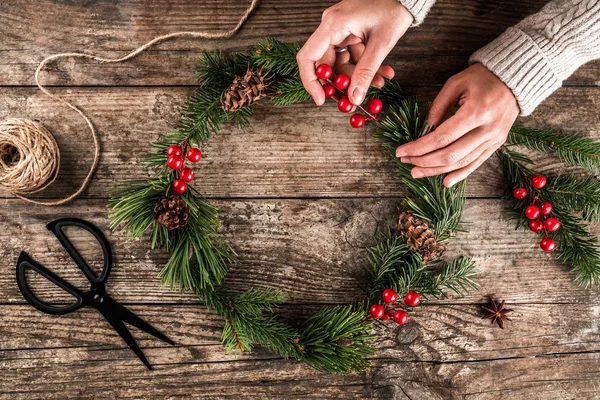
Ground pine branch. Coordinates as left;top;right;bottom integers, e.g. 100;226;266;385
540;174;600;223
365;234;478;302
251;39;302;77
507;124;600;172
499;148;600;288
108;178;169;238
299;305;375;374
196;49;250;89
375;97;466;241
271;76;311;106
198;287;303;358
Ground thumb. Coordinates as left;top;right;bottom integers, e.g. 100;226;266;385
348;36;392;105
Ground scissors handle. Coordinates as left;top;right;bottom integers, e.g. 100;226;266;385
46;218;112;287
16;252;85;315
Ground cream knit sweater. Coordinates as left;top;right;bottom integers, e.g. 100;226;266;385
399;0;600;115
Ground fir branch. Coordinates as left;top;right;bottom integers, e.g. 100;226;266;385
178;85;231;144
196;49;250;89
365;235;477;302
271;76;311;106
499;149;600;288
375;98;466;240
542;174;600;223
199;287;303;358
299;305;375;374
427;257;479;297
507;124;600;172
251;39;302;77
108;179;168;237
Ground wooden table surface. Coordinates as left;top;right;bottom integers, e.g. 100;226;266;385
2;1;600;398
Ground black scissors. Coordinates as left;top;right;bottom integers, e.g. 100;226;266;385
16;217;174;370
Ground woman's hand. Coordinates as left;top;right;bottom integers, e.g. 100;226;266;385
297;0;414;106
395;63;520;187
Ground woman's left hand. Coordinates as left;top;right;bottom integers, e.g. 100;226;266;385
395;63;520;187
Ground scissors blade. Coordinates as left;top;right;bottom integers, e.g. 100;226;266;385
113;302;175;346
98;307;153;370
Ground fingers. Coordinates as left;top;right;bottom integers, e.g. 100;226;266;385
401;127;489;168
408;139;490;179
297;24;340;106
347;31;394;105
335;47;392;89
395;105;479;158
443;144;499;187
427;77;462;128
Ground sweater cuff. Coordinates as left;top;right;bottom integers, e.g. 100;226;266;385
398;0;435;26
469;27;562;116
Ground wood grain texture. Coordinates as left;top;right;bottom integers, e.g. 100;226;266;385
2;0;600;398
2;303;600;399
1;198;599;305
0;86;599;200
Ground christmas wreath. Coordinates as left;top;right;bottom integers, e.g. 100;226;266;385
108;39;600;373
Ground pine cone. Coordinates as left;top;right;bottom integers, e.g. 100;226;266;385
397;211;443;263
221;68;269;111
154;195;190;230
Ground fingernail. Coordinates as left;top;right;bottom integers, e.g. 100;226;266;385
396;148;407;158
411;169;424;179
446;178;456;187
400;157;409;164
352;87;365;105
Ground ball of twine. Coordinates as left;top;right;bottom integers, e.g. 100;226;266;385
0;118;60;196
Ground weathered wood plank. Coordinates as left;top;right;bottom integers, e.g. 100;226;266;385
2;303;600;399
1;86;599;200
0;0;570;87
1;198;598;305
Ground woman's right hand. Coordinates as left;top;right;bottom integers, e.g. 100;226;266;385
296;0;414;106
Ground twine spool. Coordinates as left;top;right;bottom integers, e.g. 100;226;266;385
0;119;60;197
5;0;260;206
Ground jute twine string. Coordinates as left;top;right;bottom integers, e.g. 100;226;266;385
0;0;260;206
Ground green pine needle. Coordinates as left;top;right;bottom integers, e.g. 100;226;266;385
300;305;375;374
499;148;600;288
508;124;600;172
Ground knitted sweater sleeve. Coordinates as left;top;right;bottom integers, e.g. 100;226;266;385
398;0;436;26
470;0;600;116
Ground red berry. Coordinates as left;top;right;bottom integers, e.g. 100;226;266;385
404;291;421;307
167;145;183;157
540;237;556;252
392;310;408;325
382;313;391;321
349;113;366;128
334;74;350;90
369;304;385;319
180;167;194;182
531;175;547;189
544;217;561;232
367;98;383;114
528;220;543;233
541;202;553;215
513;187;528;200
315;64;333;80
172;179;187;194
323;83;336;98
187;148;202;163
381;289;397;304
337;97;353;113
167;155;184;170
525;205;541;220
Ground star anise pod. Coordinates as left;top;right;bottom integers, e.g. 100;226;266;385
482;299;513;329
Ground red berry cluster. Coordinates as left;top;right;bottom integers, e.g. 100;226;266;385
513;174;560;252
166;143;202;194
315;64;383;128
368;289;420;325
